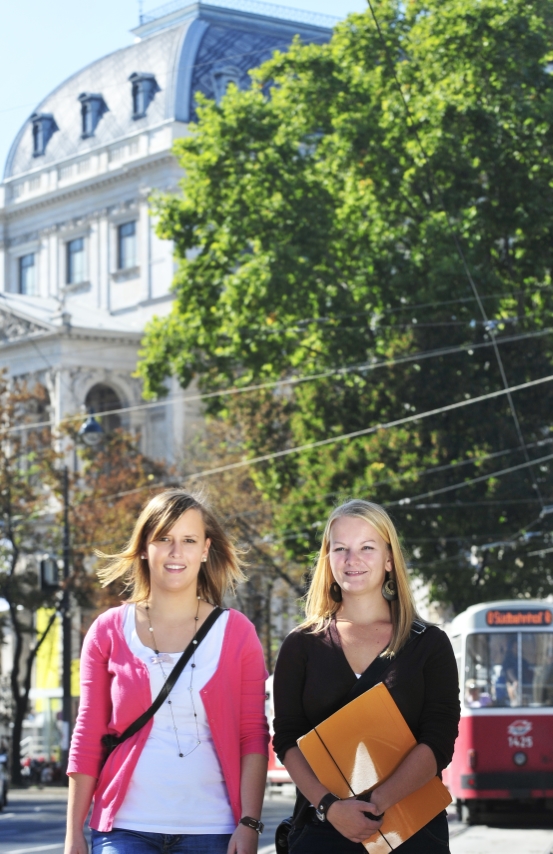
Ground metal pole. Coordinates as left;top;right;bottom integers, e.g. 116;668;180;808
60;465;71;775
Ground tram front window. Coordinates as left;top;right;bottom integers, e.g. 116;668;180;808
465;632;553;708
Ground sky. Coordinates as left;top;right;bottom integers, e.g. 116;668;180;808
0;0;366;176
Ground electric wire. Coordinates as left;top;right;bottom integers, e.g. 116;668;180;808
386;452;553;508
179;373;553;481
8;324;553;435
63;372;553;507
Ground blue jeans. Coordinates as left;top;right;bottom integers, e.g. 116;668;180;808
288;810;449;854
91;828;232;854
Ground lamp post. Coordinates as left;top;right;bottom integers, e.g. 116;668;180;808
60;412;103;774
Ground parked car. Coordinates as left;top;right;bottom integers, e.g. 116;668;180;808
0;754;8;811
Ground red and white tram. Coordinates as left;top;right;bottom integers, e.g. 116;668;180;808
443;600;553;822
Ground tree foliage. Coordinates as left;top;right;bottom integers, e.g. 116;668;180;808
0;376;171;784
139;0;553;612
0;374;60;784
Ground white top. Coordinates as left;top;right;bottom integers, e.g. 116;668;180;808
113;605;235;834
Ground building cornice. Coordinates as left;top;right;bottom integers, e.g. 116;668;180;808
2;151;179;219
0;325;143;352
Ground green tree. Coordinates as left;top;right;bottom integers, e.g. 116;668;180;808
0;377;171;785
0;375;61;785
138;0;553;613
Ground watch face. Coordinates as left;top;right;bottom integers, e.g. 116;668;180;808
315;807;325;822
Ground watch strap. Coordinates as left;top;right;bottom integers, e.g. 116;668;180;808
316;792;340;821
239;816;264;834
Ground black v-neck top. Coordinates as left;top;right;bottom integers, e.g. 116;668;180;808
272;620;460;775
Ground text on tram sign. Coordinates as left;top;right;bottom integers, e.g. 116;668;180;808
486;609;552;626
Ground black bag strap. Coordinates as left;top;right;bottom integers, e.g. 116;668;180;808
103;606;224;753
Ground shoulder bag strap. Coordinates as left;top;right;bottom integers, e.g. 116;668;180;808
104;606;225;751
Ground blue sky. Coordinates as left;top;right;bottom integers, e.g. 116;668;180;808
0;0;366;176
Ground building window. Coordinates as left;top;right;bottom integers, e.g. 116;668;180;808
117;222;137;270
67;238;85;285
129;72;160;120
18;254;36;295
85;383;124;433
211;64;243;104
78;93;108;138
31;113;58;157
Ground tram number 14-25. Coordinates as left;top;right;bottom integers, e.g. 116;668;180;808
508;735;533;748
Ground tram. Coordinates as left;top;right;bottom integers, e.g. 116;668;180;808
442;600;553;822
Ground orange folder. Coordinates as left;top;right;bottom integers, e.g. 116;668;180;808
297;682;451;852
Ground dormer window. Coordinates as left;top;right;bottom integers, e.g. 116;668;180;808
31;113;58;157
211;64;243;104
129;73;160;120
78;93;108;138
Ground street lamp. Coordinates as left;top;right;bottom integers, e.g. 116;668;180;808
60;411;104;774
78;411;104;447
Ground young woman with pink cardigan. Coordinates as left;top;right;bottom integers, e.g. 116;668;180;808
65;490;269;854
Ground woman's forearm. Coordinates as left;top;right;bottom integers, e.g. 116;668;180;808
282;746;332;806
239;752;268;819
66;773;97;833
65;773;97;854
370;743;437;814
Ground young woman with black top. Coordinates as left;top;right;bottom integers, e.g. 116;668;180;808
272;500;460;853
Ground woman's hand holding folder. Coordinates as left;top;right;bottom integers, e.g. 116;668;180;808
283;746;384;843
324;796;384;844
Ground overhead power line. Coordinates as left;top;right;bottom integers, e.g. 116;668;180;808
68;373;553;508
9;325;553;435
388;452;553;507
180;373;553;480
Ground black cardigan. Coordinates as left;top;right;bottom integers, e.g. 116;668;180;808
272;621;460;775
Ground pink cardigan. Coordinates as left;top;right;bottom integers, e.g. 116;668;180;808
68;606;269;832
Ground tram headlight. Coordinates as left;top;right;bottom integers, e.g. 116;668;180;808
513;751;527;766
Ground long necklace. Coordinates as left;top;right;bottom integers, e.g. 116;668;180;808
144;596;202;759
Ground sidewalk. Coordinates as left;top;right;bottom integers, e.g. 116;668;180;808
7;786;68;801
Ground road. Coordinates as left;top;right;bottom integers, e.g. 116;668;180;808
2;787;553;854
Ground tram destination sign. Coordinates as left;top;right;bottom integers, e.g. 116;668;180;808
486;608;552;626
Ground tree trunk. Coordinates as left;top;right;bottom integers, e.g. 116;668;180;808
8;607;57;787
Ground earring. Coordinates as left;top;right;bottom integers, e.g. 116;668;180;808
329;581;343;603
201;556;207;563
382;573;398;602
141;555;147;560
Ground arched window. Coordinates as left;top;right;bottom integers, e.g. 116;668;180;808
84;384;124;433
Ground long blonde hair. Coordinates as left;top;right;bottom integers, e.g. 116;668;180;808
96;489;245;604
302;499;421;657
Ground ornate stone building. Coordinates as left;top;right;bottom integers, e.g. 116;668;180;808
0;0;334;463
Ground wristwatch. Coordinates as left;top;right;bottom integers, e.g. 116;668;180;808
315;793;340;822
239;816;264;834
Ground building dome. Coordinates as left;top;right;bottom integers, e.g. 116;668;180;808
4;0;334;180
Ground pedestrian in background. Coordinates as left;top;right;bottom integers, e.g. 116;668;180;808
65;489;269;854
273;499;460;853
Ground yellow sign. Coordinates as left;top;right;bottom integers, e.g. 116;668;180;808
71;657;80;698
35;609;59;712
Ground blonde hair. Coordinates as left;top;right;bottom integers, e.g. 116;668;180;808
302;499;421;657
96;489;245;605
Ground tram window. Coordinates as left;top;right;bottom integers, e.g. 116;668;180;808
465;633;553;708
523;633;553;707
450;635;462;685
